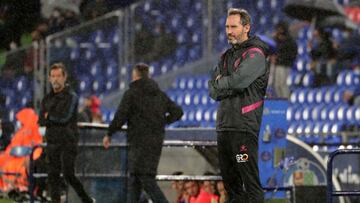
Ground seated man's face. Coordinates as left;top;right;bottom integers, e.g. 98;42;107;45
184;181;199;197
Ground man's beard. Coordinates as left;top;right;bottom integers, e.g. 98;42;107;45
227;35;241;45
51;81;63;90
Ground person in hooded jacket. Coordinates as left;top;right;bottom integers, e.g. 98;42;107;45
0;108;42;193
208;8;270;203
103;63;183;203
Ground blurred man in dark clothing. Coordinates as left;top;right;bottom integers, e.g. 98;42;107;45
103;63;183;203
310;28;337;85
272;21;297;98
39;63;94;203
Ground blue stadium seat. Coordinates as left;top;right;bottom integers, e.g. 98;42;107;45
336;71;347;86
191;31;201;44
174;24;187;43
303;122;314;135
324;87;337;104
14;76;31;93
333;87;346;104
70;47;80;61
105;78;119;92
296;42;310;58
7;108;17;122
336;104;349;121
301;105;312;121
306;89;316;104
320;105;331;121
297;89;308;104
89;30;105;44
287;71;303;88
105;60;118;78
107;27;120;44
92;77;105;94
199;90;211;106
287;122;298;135
328;105;341;121
175;45;188;66
344;71;360;86
289;89;300;104
315;88;326;104
77;75;93;95
195;107;204;123
82;45;97;61
18;91;32;107
294;56;311;72
294;107;303;121
3;89;16;108
302;72;314;87
90;61;102;77
286;105;298;121
183;92;192;106
188;45;201;62
312;122;324;135
311;104;325;121
346;106;358;124
186;76;196;90
169;13;180;31
173;76;187;90
297;26;311;41
160;59;174;74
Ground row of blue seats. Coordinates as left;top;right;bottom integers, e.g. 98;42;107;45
288;121;343;136
167;90;216;107
0;76;33;93
287;104;360;123
172;75;210;90
101;106;217;127
290;87;348;104
1;90;32;109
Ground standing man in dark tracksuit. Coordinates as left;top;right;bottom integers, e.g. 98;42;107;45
103;63;183;203
39;63;95;203
208;8;270;203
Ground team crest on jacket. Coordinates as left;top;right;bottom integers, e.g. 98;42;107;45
240;144;247;152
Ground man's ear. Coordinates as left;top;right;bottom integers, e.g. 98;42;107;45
244;24;250;35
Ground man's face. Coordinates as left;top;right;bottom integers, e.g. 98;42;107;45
49;68;66;92
184;181;199;197
226;14;250;45
132;69;140;81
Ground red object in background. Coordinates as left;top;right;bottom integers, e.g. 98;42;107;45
90;95;101;114
345;7;360;24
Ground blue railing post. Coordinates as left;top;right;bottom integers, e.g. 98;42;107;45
327;149;360;203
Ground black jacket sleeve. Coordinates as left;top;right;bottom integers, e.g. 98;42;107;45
107;90;132;136
38;99;48;127
214;48;266;91
164;93;183;124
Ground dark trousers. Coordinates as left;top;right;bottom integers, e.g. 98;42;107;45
217;131;264;203
126;136;168;203
46;143;92;203
127;174;169;203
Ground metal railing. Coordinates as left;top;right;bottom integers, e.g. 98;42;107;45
327;149;360;203
25;123;294;203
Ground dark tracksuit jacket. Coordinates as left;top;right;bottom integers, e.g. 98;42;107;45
208;36;270;203
107;78;183;202
39;86;92;203
108;78;183;174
